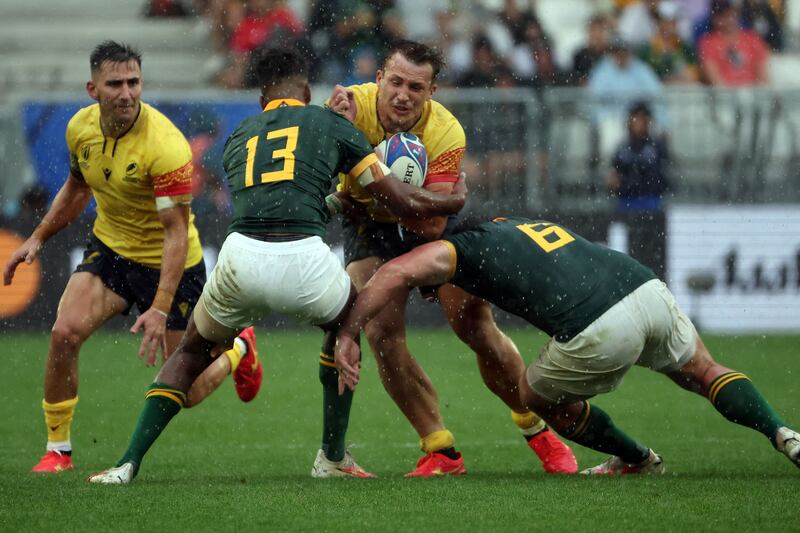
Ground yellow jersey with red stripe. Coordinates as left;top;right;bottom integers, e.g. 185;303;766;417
336;82;466;222
66;102;203;268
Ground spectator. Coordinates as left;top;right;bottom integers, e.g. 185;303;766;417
200;0;246;57
572;14;611;86
497;0;542;46
608;101;670;210
307;0;344;83
617;0;660;48
529;39;570;88
334;0;400;71
698;0;769;86
508;15;552;81
341;45;380;86
185;109;230;216
588;34;663;126
459;35;504;88
639;1;700;84
607;101;670;277
220;0;305;88
527;40;569;190
740;0;784;51
393;0;450;46
144;0;190;17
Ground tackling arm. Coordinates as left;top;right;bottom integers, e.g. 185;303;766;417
364;168;466;220
335;241;456;391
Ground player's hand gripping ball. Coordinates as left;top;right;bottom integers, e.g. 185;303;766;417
376;132;428;187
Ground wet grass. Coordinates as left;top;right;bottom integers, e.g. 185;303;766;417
1;329;797;531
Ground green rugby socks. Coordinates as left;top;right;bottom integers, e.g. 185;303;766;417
319;353;353;462
117;383;184;473
563;402;650;464
708;372;786;446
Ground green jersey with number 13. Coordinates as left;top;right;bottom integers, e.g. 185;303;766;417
223;98;377;236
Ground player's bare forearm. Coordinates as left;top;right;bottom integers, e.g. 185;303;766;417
154;205;190;313
339;242;454;338
367;176;464;220
399;215;448;240
31;174;92;243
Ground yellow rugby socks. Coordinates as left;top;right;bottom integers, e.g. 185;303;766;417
511;410;546;439
420;429;460;460
223;338;246;374
43;397;78;452
708;372;786;447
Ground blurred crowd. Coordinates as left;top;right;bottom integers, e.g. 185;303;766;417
134;0;790;229
142;0;787;90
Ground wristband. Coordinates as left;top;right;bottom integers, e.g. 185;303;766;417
151;307;168;318
151;288;173;316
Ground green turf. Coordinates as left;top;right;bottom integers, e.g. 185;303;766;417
1;329;797;531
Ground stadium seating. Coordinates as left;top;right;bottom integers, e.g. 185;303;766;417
0;0;211;93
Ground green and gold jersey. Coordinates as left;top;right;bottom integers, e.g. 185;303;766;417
223;99;378;236
443;217;657;341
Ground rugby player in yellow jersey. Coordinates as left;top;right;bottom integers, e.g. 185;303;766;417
324;40;577;476
2;41;262;474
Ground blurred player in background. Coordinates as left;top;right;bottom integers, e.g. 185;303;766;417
88;47;466;484
335;216;800;474
2;41;262;474
327;39;576;477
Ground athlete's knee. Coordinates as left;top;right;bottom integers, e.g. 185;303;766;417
50;321;87;354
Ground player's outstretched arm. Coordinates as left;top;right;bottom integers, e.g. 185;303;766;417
3;174;91;285
130;203;189;367
335;241;455;391
366;171;466;220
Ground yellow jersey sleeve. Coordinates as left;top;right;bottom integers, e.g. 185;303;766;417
65;106;95;181
413;100;466;186
147;122;193;202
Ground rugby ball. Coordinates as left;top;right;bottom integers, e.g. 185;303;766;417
377;132;427;187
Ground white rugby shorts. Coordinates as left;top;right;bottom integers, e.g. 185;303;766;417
200;232;351;330
526;279;697;403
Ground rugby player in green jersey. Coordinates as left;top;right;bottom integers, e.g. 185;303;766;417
87;47;466;484
335;217;800;473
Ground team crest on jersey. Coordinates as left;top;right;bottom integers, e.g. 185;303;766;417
79;145;91;169
124;162;141;183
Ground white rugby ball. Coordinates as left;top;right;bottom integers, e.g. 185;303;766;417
376;132;428;187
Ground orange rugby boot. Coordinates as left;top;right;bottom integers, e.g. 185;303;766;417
233;326;263;402
405;451;466;478
32;450;74;473
528;428;578;474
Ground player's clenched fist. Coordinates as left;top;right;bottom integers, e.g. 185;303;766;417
3;237;43;285
329;84;356;122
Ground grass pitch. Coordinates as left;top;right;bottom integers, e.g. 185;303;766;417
1;329;798;532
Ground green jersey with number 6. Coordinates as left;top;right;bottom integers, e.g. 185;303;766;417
223;99;378;236
444;216;656;342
